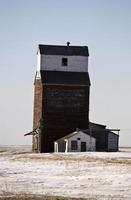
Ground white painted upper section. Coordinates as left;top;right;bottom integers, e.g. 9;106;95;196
37;52;88;72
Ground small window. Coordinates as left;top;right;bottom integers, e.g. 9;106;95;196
77;138;81;140
62;58;68;66
71;140;77;150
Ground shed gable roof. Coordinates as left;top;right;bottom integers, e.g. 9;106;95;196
83;122;119;137
89;122;106;129
55;131;95;142
38;44;89;56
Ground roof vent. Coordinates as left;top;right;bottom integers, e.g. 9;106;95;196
67;41;70;47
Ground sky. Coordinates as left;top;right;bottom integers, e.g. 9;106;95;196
0;0;131;146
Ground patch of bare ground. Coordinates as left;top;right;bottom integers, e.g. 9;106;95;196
0;147;8;153
0;194;89;200
0;145;32;155
119;147;131;152
11;153;131;165
0;193;129;200
0;150;7;153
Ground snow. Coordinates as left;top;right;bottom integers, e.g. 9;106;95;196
0;146;131;199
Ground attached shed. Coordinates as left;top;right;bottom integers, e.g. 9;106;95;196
83;122;119;152
54;130;96;153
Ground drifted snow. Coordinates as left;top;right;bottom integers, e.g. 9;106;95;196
0;146;131;199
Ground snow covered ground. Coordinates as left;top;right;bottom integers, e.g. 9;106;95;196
0;146;131;199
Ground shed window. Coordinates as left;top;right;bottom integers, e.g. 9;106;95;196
62;58;68;66
71;140;77;150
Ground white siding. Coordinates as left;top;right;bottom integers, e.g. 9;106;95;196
67;131;96;152
40;55;88;72
54;142;58;152
36;51;41;78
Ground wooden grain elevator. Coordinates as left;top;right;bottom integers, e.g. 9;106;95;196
32;43;90;152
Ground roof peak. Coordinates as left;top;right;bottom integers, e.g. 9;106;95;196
38;44;88;48
38;44;89;56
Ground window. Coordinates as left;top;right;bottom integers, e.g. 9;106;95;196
62;58;68;66
71;140;77;150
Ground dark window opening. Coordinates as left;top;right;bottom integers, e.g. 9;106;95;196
77;138;81;140
71;140;77;150
62;58;68;66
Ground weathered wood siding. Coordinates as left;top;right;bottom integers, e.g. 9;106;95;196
32;78;42;152
91;131;108;151
34;45;90;153
40;84;90;152
108;132;119;151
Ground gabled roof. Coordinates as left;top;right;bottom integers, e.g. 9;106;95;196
89;122;106;129
55;130;95;142
55;131;78;142
38;44;89;56
83;122;119;137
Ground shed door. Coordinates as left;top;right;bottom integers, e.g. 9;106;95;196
81;142;86;152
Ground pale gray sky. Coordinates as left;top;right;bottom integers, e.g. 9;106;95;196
0;0;131;146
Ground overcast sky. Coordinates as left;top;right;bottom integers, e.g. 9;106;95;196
0;0;131;146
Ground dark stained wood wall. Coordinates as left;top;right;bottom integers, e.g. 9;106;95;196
40;84;90;152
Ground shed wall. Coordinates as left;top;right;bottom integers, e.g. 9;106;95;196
91;131;108;151
108;132;119;151
67;132;96;152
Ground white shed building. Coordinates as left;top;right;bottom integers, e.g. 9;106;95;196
54;130;96;153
